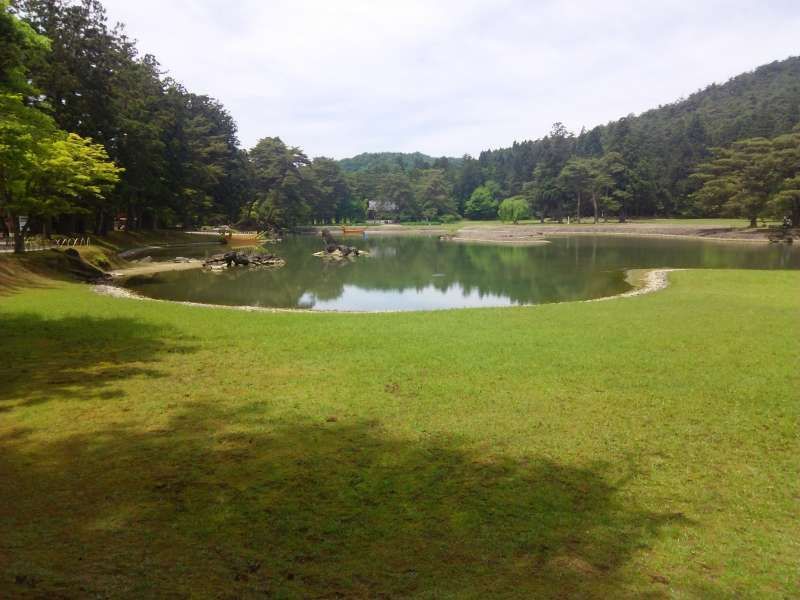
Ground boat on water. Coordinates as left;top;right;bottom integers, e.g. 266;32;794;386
341;227;366;235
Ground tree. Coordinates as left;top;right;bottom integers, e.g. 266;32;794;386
602;152;634;222
109;52;167;233
691;137;781;227
15;0;254;233
498;197;529;224
769;131;800;226
1;0;49;96
414;169;457;220
377;172;415;219
308;157;350;224
523;165;565;222
558;158;594;223
0;98;121;251
464;180;500;220
0;2;120;251
248;137;312;229
454;154;483;212
16;0;122;147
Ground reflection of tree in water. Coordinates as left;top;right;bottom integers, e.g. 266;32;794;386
334;238;628;305
127;235;800;309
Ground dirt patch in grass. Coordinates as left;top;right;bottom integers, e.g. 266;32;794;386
454;223;794;243
0;251;105;295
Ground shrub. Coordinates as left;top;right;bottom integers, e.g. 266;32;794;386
465;185;499;220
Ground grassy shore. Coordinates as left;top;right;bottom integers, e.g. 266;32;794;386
1;266;798;598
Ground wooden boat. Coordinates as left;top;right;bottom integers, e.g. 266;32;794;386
341;227;366;235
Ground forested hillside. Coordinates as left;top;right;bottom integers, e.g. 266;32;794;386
2;0;799;246
471;57;800;219
337;57;800;224
338;152;460;173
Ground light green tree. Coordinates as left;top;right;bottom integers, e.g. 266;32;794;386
498;197;529;224
464;181;500;220
1;4;121;252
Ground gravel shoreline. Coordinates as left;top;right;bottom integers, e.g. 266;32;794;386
93;268;676;312
454;224;790;244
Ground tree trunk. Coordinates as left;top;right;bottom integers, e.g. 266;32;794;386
94;208;104;235
12;215;24;254
576;191;581;224
591;191;599;224
11;215;31;254
749;215;758;228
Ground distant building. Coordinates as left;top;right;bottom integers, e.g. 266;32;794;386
367;200;399;222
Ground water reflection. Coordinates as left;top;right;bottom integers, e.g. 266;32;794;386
126;235;800;311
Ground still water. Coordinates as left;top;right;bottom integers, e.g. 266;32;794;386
124;235;800;311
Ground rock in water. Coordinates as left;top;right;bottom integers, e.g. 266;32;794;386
319;229;364;259
203;251;285;270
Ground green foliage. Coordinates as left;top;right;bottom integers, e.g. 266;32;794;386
8;0;800;231
414;169;457;219
247;137;313;229
0;3;120;252
378;172;416;219
691;131;800;226
0;0;48;96
498;196;529;223
464;181;500;219
338;151;461;173
470;58;800;220
12;0;248;233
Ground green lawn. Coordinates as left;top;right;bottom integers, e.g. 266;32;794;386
1;269;798;597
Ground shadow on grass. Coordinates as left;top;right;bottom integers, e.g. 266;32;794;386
0;407;689;598
0;312;196;410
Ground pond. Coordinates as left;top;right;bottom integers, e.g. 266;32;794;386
123;235;800;311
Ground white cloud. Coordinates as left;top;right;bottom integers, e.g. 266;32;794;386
101;0;800;158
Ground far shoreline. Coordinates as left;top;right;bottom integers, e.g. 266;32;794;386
310;221;796;245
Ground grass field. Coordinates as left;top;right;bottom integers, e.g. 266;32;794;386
1;268;798;597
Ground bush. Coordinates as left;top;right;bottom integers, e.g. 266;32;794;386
465;185;499;220
498;197;530;223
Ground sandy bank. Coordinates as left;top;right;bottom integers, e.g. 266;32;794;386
109;260;205;278
455;223;793;243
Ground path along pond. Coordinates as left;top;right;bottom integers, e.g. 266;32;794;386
122;234;800;311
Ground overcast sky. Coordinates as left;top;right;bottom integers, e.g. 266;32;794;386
100;0;799;159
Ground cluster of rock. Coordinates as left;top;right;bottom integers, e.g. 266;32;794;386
314;229;368;260
202;251;285;270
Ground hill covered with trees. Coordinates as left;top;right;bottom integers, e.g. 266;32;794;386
472;56;800;220
336;56;800;225
338;152;460;173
